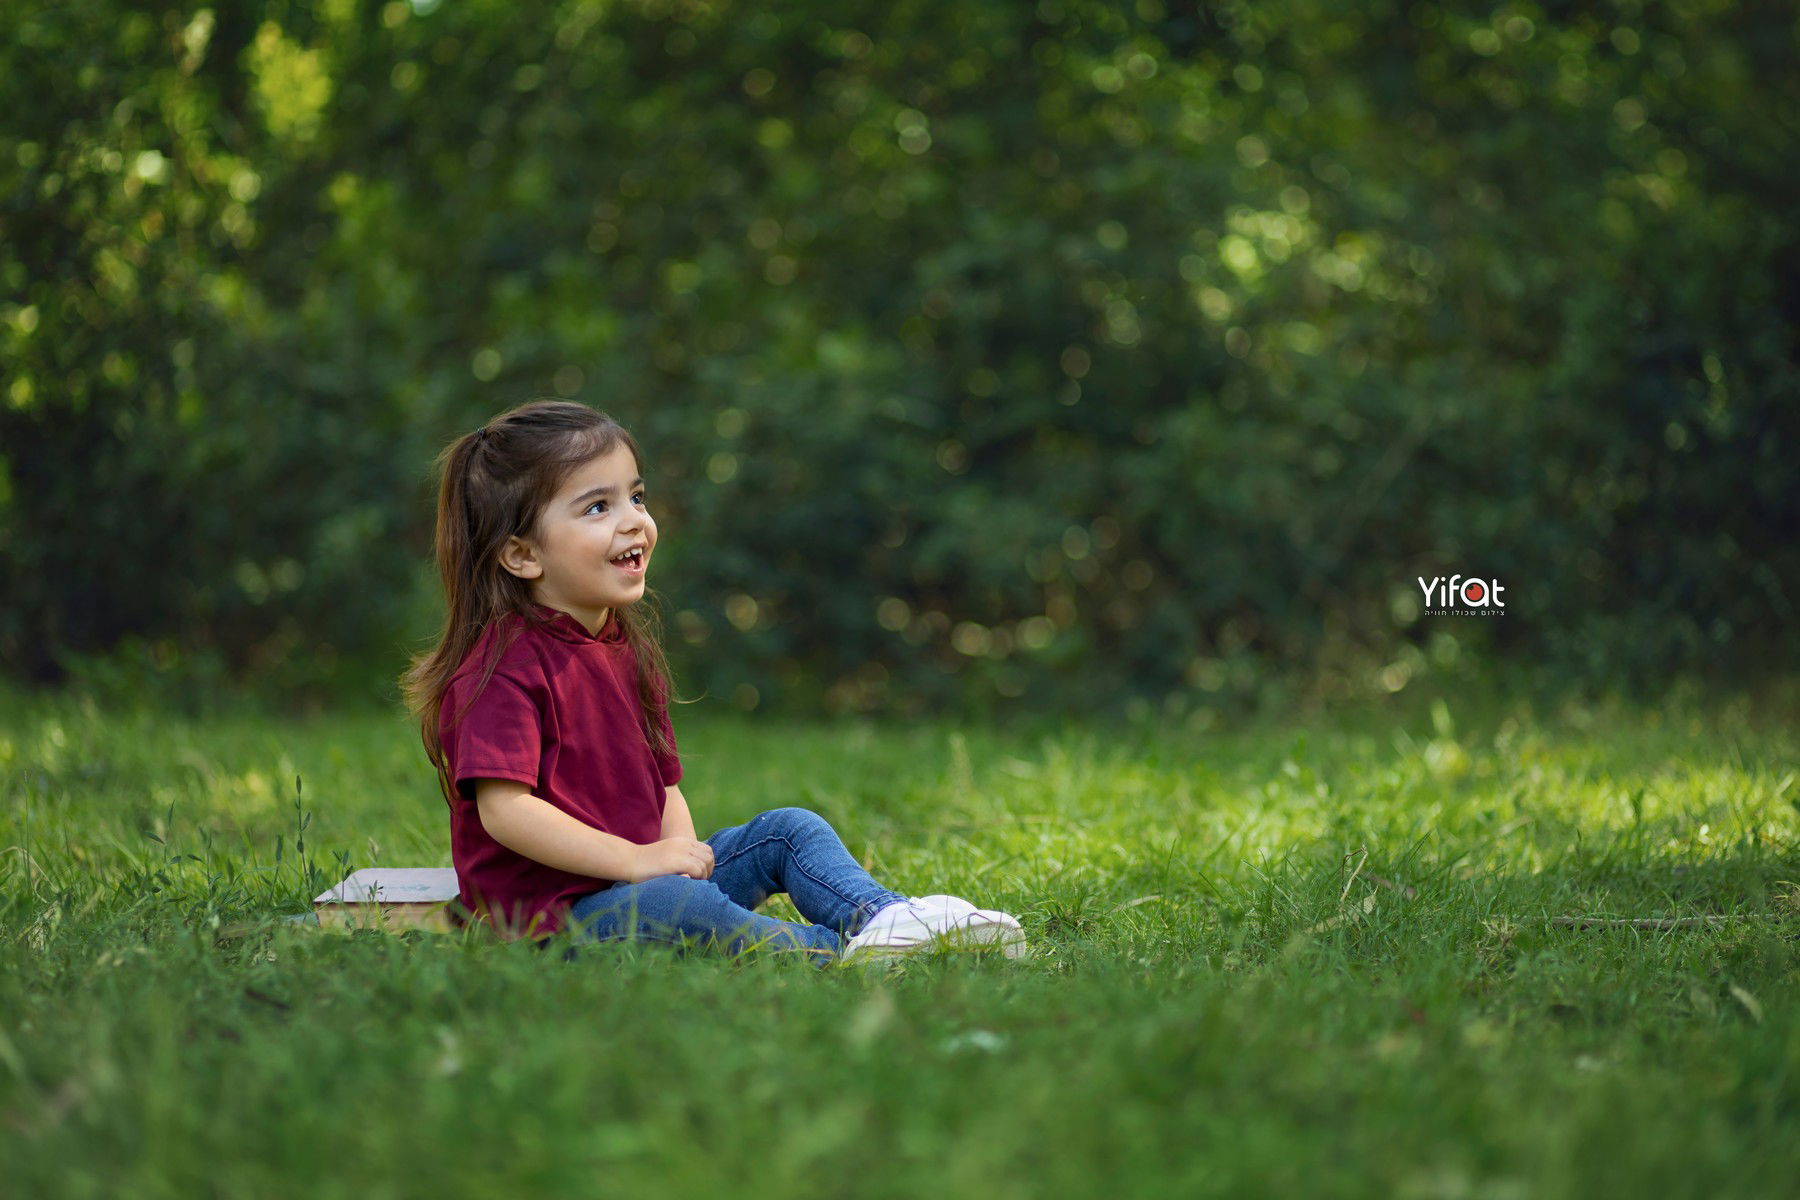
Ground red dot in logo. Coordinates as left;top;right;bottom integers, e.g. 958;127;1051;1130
1465;581;1485;603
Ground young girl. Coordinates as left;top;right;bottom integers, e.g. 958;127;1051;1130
403;399;1025;963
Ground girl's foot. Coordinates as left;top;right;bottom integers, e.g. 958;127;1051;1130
840;894;1027;962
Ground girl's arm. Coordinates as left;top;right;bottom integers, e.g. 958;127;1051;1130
474;780;713;881
660;784;697;840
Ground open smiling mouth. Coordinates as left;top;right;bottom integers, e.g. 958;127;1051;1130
609;548;646;573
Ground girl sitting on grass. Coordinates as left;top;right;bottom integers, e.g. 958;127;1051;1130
402;399;1025;963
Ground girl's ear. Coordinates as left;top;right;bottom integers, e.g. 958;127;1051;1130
498;535;544;581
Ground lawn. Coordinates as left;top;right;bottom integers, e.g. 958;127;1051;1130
3;683;1798;1198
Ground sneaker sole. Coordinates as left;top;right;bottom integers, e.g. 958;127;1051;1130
938;915;1028;959
840;914;1027;963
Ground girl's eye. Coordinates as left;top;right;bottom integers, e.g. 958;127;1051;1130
580;493;644;515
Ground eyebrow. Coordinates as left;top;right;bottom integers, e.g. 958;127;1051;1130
571;478;645;507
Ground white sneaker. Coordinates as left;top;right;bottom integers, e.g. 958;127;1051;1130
840;894;1027;962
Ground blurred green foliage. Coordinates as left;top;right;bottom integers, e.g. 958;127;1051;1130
2;0;1795;713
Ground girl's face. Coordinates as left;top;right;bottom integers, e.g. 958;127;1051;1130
499;443;656;635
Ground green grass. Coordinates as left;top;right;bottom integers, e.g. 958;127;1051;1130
3;684;1799;1198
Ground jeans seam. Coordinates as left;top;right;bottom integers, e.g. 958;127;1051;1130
574;910;830;954
572;882;840;955
576;927;832;959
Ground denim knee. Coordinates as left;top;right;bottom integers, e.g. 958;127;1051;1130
755;806;828;835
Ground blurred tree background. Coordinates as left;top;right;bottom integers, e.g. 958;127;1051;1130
2;0;1795;716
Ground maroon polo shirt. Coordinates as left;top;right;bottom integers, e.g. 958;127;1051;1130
438;606;680;939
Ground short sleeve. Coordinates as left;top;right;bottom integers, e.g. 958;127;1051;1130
442;672;543;801
651;701;682;786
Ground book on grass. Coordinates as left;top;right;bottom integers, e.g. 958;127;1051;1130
313;868;460;932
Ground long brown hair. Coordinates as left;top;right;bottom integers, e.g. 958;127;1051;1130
402;400;678;797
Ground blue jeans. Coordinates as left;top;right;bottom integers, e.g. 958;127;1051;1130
559;807;907;962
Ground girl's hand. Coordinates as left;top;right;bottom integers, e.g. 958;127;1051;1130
632;837;714;882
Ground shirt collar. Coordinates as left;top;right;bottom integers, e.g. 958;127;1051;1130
530;604;623;645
